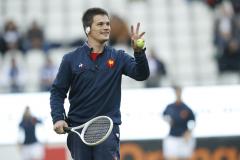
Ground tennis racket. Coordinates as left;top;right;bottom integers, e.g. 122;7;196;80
63;116;113;146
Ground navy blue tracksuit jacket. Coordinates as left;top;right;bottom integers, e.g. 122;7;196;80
50;43;149;126
163;102;195;137
19;117;42;145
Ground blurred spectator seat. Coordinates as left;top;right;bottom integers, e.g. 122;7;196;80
0;53;3;91
25;49;45;92
4;0;24;25
40;56;57;91
45;0;65;44
0;52;2;66
24;0;44;26
2;50;25;68
86;0;106;8
122;75;144;89
218;72;240;84
48;48;69;67
0;52;26;92
67;0;85;42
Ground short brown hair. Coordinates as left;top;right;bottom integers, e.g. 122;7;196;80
82;7;109;30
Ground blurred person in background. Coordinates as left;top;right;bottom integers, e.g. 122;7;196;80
204;0;223;9
24;21;49;53
109;15;131;47
50;7;149;160
40;56;57;91
213;2;240;74
145;49;167;88
0;33;5;56
162;86;196;160
232;13;240;42
8;57;24;92
18;106;44;160
217;38;240;73
0;20;24;55
213;1;234;56
231;0;240;14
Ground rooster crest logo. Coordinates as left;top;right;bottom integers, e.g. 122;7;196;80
107;58;115;68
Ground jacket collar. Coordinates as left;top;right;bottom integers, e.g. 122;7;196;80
82;42;108;56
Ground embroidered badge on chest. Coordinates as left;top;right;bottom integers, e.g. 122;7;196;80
78;63;85;69
107;58;115;68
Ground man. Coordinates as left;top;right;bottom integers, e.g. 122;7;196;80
145;49;167;88
162;86;196;160
19;106;44;160
50;7;149;160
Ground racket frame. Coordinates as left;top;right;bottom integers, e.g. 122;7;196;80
66;116;113;146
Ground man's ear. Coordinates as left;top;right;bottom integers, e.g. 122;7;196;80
85;26;90;34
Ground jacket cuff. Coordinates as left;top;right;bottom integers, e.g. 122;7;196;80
53;115;65;124
134;48;146;55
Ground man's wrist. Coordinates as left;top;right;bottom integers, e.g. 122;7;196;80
134;48;146;54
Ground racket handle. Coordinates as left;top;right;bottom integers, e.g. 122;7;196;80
63;127;71;133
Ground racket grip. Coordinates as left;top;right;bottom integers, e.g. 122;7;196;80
63;127;71;133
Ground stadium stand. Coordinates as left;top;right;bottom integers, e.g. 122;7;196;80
0;0;238;93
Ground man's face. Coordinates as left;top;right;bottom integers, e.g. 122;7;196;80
89;15;111;43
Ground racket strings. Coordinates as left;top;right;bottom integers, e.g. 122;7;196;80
83;118;111;144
